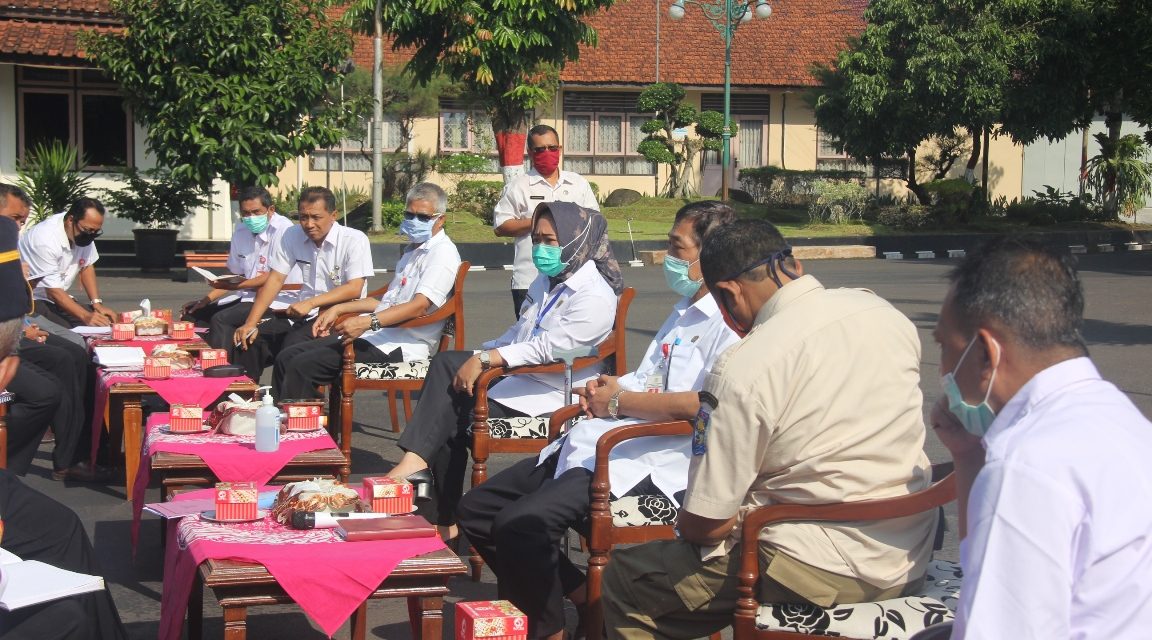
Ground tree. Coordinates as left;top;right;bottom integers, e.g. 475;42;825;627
338;66;451;156
635;82;734;198
83;0;356;189
344;0;616;182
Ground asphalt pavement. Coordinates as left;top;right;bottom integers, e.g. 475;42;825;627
14;251;1152;639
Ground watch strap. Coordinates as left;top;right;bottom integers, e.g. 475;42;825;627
608;390;624;419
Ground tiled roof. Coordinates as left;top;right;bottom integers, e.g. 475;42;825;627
0;1;115;19
0;19;118;64
562;0;866;88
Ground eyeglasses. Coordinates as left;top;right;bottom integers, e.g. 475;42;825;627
403;211;439;223
530;145;561;153
75;224;103;238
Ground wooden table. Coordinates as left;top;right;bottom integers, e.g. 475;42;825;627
106;378;258;497
151;447;348;499
189;549;468;640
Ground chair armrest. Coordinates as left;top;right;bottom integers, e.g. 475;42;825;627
737;472;957;596
548;404;585;441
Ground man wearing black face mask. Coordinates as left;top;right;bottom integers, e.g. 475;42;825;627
18;198;118;327
493;124;599;318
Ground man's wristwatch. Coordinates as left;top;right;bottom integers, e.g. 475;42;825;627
90;298;103;305
477;350;491;369
369;312;382;332
607;390;624;419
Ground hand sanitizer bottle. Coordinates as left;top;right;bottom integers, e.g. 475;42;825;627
254;386;280;452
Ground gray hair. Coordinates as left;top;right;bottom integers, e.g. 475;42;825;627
948;236;1086;352
405;182;448;215
0;317;21;359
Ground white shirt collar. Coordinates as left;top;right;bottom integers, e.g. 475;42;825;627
49;213;71;250
525;168;578;187
985;356;1101;442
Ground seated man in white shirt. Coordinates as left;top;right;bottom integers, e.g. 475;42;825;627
457;202;739;640
18;198;119;327
271;183;461;399
181;186;300;348
930;237;1152;638
231;186;374;382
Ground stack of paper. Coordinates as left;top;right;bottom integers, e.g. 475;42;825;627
71;326;112;337
93;346;146;370
0;549;106;611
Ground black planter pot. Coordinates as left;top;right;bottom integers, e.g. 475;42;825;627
132;228;180;273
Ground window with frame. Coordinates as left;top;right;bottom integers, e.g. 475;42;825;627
562;91;654;176
16;67;133;170
310;117;403;172
438;104;512;173
699;93;771;170
815;128;868;173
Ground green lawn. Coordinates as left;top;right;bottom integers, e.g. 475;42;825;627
365;196;1149;243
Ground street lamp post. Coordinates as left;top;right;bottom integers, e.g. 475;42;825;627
668;0;771;202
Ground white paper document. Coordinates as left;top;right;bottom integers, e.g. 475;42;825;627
93;346;146;370
71;326;112;337
191;266;244;284
0;560;105;611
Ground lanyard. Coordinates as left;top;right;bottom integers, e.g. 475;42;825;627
532;289;565;336
662;337;681;392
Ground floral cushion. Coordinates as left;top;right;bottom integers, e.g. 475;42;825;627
609;494;678;527
354;359;430;381
486;416;550;439
0;390;12;404
755;559;962;638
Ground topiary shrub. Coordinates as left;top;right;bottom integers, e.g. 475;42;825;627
877;204;934;230
808;180;872;224
924;178;975;226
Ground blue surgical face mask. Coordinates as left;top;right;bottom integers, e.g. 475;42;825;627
242;214;269;235
398;215;438;243
532;243;566;277
664;255;702;298
940;334;1000;437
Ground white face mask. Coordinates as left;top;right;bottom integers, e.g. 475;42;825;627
940;334;1000;436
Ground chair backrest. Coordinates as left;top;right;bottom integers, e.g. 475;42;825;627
357;261;470;355
557;286;635;376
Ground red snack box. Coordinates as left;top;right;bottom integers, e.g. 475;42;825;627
199;349;229;369
456;601;528;640
169;321;195;339
169;403;204;432
119;310;142;323
151;309;173;324
111;323;135;341
363;477;414;514
214;481;257;521
282;402;323;431
143;357;171;379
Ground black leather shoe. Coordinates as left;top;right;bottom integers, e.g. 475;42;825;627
405;469;434;503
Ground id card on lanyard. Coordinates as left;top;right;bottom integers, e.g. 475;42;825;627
645;337;681;393
532;290;565;337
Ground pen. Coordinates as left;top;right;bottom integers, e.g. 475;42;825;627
235;327;258;348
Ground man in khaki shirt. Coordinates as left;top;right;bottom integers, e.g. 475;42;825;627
602;219;937;640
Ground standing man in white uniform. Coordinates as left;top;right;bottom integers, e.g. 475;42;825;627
181;186;301;348
930;237;1152;639
493;124;599;318
231;186;373;382
19;198;119;327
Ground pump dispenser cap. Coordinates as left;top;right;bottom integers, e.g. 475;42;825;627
257;386;274;405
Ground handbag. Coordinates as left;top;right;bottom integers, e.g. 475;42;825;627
209;398;260;436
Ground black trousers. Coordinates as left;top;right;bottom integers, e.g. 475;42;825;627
20;335;93;471
0;470;128;639
511;288;529;320
457;455;593;639
181;297;240;333
227;315;316;383
4;360;57;475
395;350;527;525
33;299;86;328
271;335;401;400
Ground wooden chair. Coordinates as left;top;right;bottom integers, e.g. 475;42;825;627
0;390;11;469
734;464;960;640
546;406;698;640
328;262;470;469
469;287;635;490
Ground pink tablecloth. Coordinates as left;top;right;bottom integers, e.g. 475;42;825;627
130;413;340;543
159;488;446;640
88;335;196;350
89;370;250;464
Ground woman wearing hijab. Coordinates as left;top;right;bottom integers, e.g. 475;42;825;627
389;202;624;538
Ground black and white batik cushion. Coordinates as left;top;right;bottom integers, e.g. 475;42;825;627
608;494;678;527
354;359;431;380
755;559;963;638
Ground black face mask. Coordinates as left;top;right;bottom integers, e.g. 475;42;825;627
74;232;99;247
